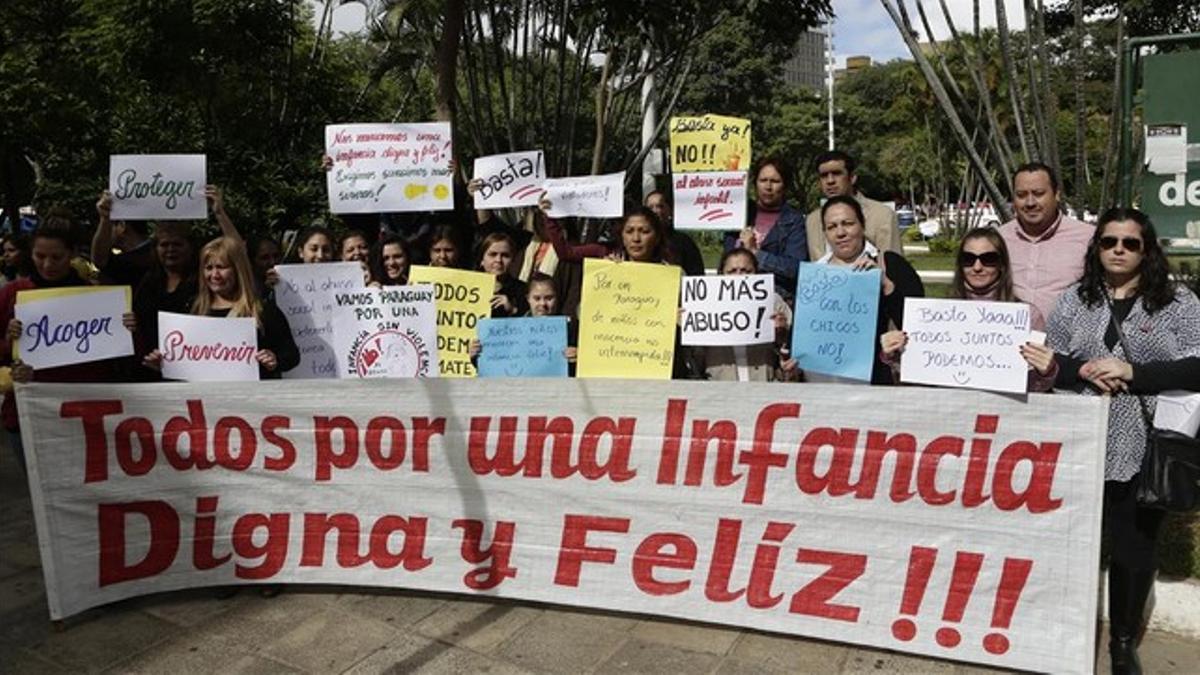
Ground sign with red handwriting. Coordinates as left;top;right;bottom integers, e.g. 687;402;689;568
157;312;259;382
324;123;454;214
17;380;1106;673
672;171;747;230
331;285;438;378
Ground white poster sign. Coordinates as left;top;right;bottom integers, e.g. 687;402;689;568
274;262;366;379
472;150;546;209
331;285;439;378
543;172;625;218
108;154;206;220
18;380;1106;674
324;123;454;213
900;298;1032;394
680;274;773;346
14;287;133;369
157;312;258;382
672;171;747;230
1145;124;1187;175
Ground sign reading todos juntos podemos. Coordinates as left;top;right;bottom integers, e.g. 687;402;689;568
18;379;1106;672
324;123;454;213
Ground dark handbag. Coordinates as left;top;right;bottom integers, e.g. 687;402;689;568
1106;300;1200;512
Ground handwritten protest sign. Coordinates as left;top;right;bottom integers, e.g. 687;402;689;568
108;155;206;220
157;312;258;382
669;114;752;172
472;150;545;209
900;298;1032;394
792;263;881;381
275;263;365;379
408;266;493;377
14;287;133;369
324;122;454;214
672;171;747;230
680;274;773;347
19;379;1108;674
543;172;624;218
477;317;568;378
331;285;438;378
577;259;679;379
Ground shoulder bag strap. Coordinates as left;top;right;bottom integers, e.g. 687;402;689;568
1104;293;1155;428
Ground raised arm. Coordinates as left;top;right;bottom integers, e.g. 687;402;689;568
90;191;114;270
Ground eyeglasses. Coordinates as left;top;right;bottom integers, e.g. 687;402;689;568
958;251;1001;268
1099;236;1143;252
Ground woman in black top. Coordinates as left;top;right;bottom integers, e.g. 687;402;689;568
477;232;529;318
810;195;924;384
146;236;299;379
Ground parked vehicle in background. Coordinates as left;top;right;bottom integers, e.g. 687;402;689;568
897;206;915;230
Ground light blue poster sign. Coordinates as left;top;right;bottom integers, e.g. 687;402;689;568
791;262;881;381
478;316;569;378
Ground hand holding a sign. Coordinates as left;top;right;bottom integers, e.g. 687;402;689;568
738;228;757;252
880;329;907;359
256;349;279;372
96;191;112;219
1018;342;1055;377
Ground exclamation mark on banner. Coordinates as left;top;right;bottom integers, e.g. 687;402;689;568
935;552;984;648
753;306;766;338
891;546;936;641
982;558;1033;655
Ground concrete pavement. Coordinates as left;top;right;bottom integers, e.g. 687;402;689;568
2;445;1196;674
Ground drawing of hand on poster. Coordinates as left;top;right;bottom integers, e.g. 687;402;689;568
332;285;438;378
108;155;207;220
325;123;454;213
669;115;752;172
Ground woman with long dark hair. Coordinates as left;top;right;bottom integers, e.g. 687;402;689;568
1046;208;1200;674
369;235;411;286
880;226;1056;390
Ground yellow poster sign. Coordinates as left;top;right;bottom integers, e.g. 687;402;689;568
577;259;680;379
408;266;493;377
669;114;752;172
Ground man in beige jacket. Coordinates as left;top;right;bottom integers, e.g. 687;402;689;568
804;150;902;261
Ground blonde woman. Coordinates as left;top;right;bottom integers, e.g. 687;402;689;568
146;237;299;379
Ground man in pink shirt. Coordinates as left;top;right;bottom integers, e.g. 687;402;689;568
999;162;1094;321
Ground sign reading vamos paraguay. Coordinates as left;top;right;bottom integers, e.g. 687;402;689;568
331;285;438;379
108;155;207;220
324;123;454;214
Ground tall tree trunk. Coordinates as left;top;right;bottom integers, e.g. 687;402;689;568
996;0;1033;161
1035;0;1061;171
435;0;465;124
1022;0;1050;159
1099;7;1124;209
590;50;613;175
880;0;1012;221
1072;0;1088;207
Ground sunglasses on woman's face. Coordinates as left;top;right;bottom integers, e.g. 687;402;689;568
1099;236;1143;252
958;251;1001;268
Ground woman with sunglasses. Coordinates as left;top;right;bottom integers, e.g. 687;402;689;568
1046;208;1200;675
879;227;1056;390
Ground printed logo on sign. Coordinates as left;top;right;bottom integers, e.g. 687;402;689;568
349;328;431;378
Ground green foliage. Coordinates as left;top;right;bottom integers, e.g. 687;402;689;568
926;236;960;255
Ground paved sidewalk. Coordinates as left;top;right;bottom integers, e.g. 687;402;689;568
2;447;1196;674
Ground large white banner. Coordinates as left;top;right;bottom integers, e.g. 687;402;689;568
900;298;1033;394
543;172;625;218
471;150;546;209
17;381;1106;674
275;262;366;379
331;285;439;378
324;123;454;213
14;287;133;369
109;154;207;220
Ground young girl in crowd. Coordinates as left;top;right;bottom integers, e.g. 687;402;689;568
370;235;411;286
477;232;529;317
878;227;1056;390
1;233;29;286
145;237;299;380
1;217;133;465
470;272;577;370
694;248;792;382
295;225;334;263
428;225;464;268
